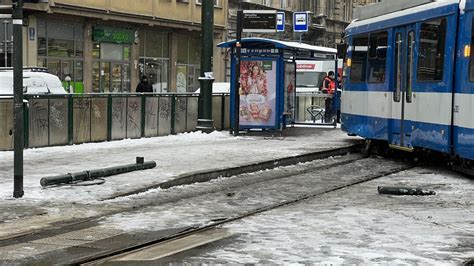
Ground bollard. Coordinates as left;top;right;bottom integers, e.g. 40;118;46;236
40;159;157;187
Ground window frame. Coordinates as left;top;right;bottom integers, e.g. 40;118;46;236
416;17;447;83
349;34;369;84
367;31;388;84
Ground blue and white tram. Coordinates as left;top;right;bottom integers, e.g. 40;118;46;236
341;0;474;162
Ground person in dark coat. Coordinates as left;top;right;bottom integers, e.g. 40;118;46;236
136;75;153;93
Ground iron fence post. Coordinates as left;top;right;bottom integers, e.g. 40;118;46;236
107;94;112;141
68;94;73;145
171;95;176;135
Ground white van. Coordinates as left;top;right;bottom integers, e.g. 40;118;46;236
0;68;67;95
296;60;341;93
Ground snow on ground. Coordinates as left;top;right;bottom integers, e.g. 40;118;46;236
0;128;353;204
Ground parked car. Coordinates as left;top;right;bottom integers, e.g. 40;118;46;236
0;67;67;95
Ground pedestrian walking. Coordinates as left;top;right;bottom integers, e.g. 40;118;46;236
136;75;153;93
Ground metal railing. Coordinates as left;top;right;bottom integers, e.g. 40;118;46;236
0;93;231;151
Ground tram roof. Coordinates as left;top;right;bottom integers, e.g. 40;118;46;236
346;0;460;35
217;38;337;55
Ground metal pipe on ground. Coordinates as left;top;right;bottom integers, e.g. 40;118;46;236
377;186;436;196
40;157;156;187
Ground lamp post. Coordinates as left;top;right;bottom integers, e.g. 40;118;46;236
12;0;24;198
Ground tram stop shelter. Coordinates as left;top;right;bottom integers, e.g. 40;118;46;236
218;37;339;131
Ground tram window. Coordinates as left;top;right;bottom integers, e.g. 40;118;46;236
368;32;388;83
417;18;447;82
350;35;368;83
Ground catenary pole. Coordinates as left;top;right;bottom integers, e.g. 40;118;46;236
197;0;215;133
233;0;242;136
12;0;24;198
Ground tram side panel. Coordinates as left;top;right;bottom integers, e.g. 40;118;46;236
341;33;392;142
453;8;474;161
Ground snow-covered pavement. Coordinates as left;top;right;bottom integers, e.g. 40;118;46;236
0;128;356;238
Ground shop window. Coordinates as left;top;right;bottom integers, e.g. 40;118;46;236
417;18;447;82
139;30;170;92
101;43;124;61
47;39;74;58
368;31;387;83
175;33;201;92
37;17;84;93
350;35;368;83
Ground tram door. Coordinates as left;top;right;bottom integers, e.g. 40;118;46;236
391;26;416;148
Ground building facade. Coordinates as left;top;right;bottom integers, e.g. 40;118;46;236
0;0;227;93
228;0;380;47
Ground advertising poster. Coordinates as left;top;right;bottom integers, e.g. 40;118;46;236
239;60;277;127
284;63;296;123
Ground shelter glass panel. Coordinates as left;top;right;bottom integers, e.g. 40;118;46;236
350;35;368;83
368;32;387;83
417;18;446;82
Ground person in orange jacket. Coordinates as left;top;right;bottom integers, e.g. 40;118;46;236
322;71;336;123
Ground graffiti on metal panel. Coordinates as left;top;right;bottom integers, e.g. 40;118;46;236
50;101;64;128
112;99;125;122
92;104;102;118
145;100;157;130
74;99;90;111
32;101;48;133
159;99;171;120
127;100;140;134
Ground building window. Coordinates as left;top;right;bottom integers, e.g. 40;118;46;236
368;31;387;83
195;0;220;7
37;18;84;93
417;18;447;82
350;35;368;83
0;21;12;67
139;30;170;93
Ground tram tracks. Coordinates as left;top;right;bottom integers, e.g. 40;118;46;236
72;156;414;265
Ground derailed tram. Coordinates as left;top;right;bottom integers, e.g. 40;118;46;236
341;0;474;169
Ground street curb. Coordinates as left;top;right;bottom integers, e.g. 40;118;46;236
103;141;363;200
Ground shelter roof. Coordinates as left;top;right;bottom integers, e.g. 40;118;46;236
218;38;337;55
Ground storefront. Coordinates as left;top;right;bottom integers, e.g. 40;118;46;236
91;26;134;93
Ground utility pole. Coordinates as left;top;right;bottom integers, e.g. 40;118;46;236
12;0;24;198
197;0;215;133
233;0;242;136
